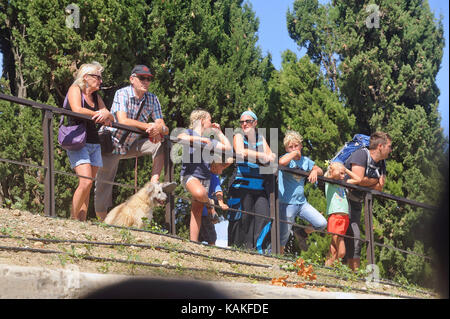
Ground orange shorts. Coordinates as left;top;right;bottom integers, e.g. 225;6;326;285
327;214;350;235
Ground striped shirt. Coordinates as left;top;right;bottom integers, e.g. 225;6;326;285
105;85;163;155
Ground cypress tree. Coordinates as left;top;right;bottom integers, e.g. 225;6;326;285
287;0;447;285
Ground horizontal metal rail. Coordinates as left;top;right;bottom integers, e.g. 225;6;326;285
0;92;437;268
279;166;438;211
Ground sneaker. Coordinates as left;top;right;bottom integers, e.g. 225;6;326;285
161;182;177;194
293;227;309;251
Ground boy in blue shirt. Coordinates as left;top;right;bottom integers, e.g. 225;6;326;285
198;162;230;245
278;131;327;254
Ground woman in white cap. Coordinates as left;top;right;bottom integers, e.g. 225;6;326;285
226;109;276;253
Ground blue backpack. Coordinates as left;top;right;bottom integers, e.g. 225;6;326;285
331;134;385;178
331;134;370;164
331;134;373;176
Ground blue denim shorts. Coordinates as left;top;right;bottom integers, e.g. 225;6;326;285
67;143;103;169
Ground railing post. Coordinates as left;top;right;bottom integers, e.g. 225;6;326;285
42;110;55;217
364;192;375;266
163;138;176;235
270;171;280;255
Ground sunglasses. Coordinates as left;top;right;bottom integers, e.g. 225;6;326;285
88;74;102;80
239;119;255;125
134;75;151;82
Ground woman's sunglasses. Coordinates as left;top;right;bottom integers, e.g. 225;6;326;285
88;74;102;81
239;119;255;125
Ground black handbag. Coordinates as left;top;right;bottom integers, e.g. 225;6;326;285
99;129;113;154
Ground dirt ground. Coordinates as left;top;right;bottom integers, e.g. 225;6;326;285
0;208;436;298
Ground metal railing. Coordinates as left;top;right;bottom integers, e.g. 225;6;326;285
0;93;438;268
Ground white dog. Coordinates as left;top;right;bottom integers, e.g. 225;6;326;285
104;182;169;229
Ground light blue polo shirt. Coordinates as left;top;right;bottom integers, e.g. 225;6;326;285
278;156;315;204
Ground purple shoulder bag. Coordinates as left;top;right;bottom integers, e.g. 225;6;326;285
58;93;87;151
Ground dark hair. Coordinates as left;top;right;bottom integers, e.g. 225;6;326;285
369;131;391;150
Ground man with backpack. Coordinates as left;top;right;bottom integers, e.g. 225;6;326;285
343;131;392;271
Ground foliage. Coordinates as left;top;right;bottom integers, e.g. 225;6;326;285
0;0;272;222
268;51;355;162
0;80;45;211
0;0;448;288
287;0;447;285
143;0;273;131
0;0;149;102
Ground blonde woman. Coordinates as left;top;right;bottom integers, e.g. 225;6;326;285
65;62;113;221
177;109;231;242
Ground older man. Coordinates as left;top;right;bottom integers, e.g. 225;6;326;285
344;131;393;271
94;65;175;221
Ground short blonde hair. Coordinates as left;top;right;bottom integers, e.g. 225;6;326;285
189;109;211;129
73;61;104;90
324;161;345;178
283;130;303;148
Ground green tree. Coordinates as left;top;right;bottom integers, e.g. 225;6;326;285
0;1;274;226
269;50;355;162
143;0;272;131
0;0;149;102
287;0;447;285
0;0;153;217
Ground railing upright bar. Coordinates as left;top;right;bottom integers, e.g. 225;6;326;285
163;138;176;235
365;193;375;265
42;110;55;217
269;173;280;255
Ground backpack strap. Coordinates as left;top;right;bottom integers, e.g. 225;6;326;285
118;94;147;145
363;147;385;178
60;89;85;126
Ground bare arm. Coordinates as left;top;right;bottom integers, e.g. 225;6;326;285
177;131;211;145
234;134;275;163
308;165;323;183
215;191;229;210
345;167;362;184
115;109;167;136
116;110;150;131
146;118;169;138
210;123;232;151
372;175;385;191
351;164;379;188
279;150;300;166
67;86;97;118
91;95;114;125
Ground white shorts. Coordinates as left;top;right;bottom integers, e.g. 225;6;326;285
180;175;211;193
